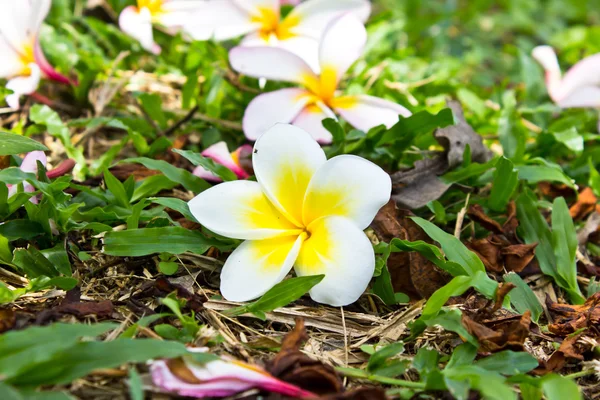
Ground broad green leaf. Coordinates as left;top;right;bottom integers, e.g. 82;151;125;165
0;132;48;156
128;368;143;400
551;127;584;153
173;149;237;182
498;90;525;161
489;157;518;212
411;217;485;276
136;93;167;129
104;169;131;209
368;342;405;372
517;165;575;188
446;343;477;369
123;157;209;193
540;374;582;400
444;366;517;400
551;197;584;304
12;247;60;278
503;273;543;323
226;275;325;317
103;226;215;256
151;197;198;223
589;159;600;198
389;238;467;276
9;339;189;386
440;159;496;184
377;108;455;147
474;351;538;375
425;309;477;346
0;168;36;185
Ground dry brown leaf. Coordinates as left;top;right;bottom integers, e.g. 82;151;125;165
371;200;450;299
267;319;343;396
467;204;503;234
547;292;600;336
501;243;538;273
0;309;16;333
570;187;598;221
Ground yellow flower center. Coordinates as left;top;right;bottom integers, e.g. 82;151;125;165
137;0;164;16
19;42;36;75
251;7;299;41
300;66;358;110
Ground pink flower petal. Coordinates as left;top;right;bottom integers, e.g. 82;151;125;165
34;40;72;85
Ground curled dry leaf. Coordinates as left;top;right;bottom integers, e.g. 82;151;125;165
36;287;113;324
570;187;599;221
461;311;532;355
371;200;450;299
546;292;600;336
467;204;503;234
266;319;343;396
391;101;492;209
534;333;586;374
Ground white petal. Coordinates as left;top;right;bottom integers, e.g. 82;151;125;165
0;0;50;50
220;234;303;301
180;1;256;41
20;151;47;173
333;95;411;132
0;37;24;78
295;216;375;306
556;53;600;103
557;86;600;108
229;45;317;84
243;88;312;141
318;14;367;83
532;45;562;101
288;0;370;39
188;180;300;240
277;35;320;73
253;124;326;226
119;6;160;54
5;63;41;109
303;154;391;229
291;103;335;144
233;0;279;15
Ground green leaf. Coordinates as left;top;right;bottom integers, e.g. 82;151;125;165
502;273;543;323
446;343;477;369
151;197;198;223
489;157;518;212
0;323;116;381
551;127;584;153
425;309;477;346
411;217;485;276
12;247;60;278
589;159;600;198
377;108;455;147
158;261;179;275
103;226;215;256
123;157;209;193
226;275;325;317
0;132;48;156
498;90;525;161
173;149;237;182
104;169;131;209
128;368;143;400
136;93;167;129
388;238;467;276
372;245;397;305
368;342;405;372
441;159;497;184
517;165;575;188
474;351;538;375
540;374;582;400
10;339;189;386
551;197;584;303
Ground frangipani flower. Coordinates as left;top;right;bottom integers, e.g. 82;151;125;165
192;141;252;182
189;124;390;306
189;0;370;71
119;0;207;54
230;14;411;143
151;349;314;398
0;0;71;109
6;151;46;204
532;46;600;110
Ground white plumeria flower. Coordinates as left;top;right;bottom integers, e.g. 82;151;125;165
188;0;370;71
532;46;600;110
189;124;390;307
192;141;252;183
0;0;71;109
230;14;411;143
119;0;207;54
151;348;313;398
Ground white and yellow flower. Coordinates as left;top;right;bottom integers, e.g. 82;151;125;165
188;0;370;71
119;0;207;54
188;124;391;307
532;46;600;110
230;14;411;143
151;349;314;398
0;0;71;109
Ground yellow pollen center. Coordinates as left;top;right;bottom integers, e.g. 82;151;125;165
137;0;164;16
251;7;299;41
299;66;357;110
19;43;36;75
